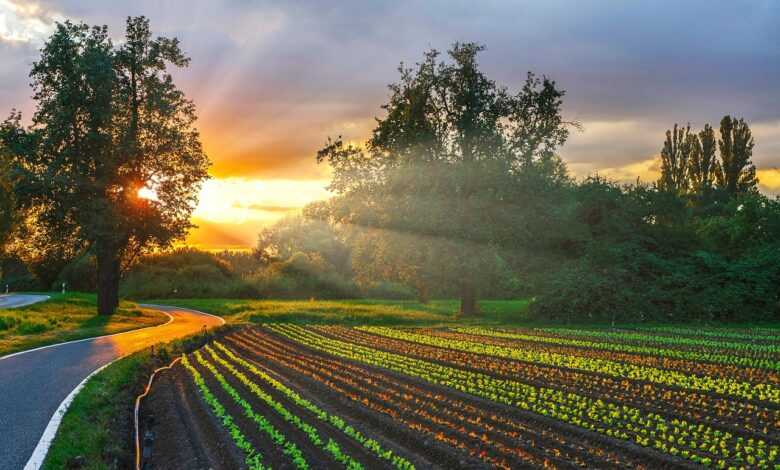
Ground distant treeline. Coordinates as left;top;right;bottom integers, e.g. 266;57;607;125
1;40;778;323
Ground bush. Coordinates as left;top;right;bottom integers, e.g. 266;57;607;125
56;255;97;292
17;320;49;335
0;315;20;331
360;282;415;300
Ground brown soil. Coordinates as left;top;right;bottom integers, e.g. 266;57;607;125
242;327;699;470
318;326;778;441
139;365;245;469
141;325;704;470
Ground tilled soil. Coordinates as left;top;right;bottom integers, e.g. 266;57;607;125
140;325;704;470
140;366;245;469
232;328;691;469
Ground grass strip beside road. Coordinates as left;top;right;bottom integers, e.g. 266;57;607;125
42;352;150;470
0;292;168;357
42;329;228;469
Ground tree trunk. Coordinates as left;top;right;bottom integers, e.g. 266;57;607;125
97;245;119;315
111;257;120;309
459;282;479;316
416;281;430;304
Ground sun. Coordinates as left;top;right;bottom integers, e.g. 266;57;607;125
137;186;159;201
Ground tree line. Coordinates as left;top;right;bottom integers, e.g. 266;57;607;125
658;117;756;197
0;29;777;322
305;43;779;322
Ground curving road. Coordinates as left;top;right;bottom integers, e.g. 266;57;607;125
0;294;50;310
0;302;224;470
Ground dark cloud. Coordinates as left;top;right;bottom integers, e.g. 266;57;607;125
231;202;297;213
2;0;778;179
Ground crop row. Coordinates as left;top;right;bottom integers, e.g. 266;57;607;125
451;327;779;373
321;325;778;438
633;326;780;343
200;347;365;469
180;355;268;470
211;341;415;470
227;332;523;469
270;324;780;469
193;350;310;469
537;327;780;356
324;325;779;442
230;329;642;469
357;326;780;404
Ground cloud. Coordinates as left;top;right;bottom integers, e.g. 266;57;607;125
0;0;61;43
570;156;661;186
758;169;780;195
6;0;775;181
2;0;779;247
231;202;298;213
193;177;330;224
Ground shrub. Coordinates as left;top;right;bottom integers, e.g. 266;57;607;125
17;320;49;335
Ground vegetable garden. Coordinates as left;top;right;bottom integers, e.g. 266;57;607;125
156;324;780;469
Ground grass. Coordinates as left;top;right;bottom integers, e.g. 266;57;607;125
42;351;150;470
0;292;168;357
142;298;532;326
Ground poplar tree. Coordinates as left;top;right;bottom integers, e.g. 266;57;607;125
717;115;757;195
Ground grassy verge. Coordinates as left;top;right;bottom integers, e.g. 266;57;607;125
42;352;148;470
42;328;226;469
0;292;168;357
142;298;532;326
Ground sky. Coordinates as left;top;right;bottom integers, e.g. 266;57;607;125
1;0;779;249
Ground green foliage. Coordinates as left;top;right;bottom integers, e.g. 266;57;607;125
1;17;210;314
55;255;97;292
530;177;780;323
42;352;150;470
120;248;254;299
316;43;574;315
657;115;757;199
146;297;530;326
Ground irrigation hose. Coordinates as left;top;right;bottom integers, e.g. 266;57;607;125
134;355;182;470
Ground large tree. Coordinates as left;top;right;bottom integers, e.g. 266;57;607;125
317;43;572;315
1;17;209;314
717;115;757;195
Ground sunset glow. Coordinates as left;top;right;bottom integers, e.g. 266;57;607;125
184;178;331;249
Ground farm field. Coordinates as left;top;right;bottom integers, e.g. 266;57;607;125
142;323;780;469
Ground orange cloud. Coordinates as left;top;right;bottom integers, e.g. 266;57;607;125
186;177;331;249
758;168;780;194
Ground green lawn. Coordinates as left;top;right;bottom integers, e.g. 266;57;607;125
142;298;532;326
0;293;168;357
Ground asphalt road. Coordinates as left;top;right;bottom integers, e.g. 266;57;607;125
0;294;50;309
0;303;223;470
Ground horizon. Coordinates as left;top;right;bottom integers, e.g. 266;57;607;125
2;0;779;250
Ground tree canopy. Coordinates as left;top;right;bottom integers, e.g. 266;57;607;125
316;43;574;315
0;17;209;314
